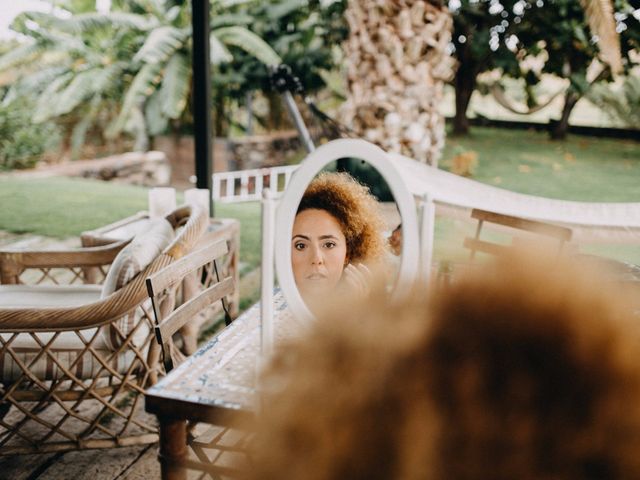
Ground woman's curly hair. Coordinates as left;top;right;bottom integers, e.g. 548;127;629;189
247;252;640;480
297;171;386;263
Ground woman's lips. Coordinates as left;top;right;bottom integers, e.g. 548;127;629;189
306;273;327;280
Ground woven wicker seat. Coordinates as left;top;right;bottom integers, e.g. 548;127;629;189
0;205;208;455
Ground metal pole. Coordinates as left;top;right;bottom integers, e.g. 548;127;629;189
282;91;315;153
191;0;214;217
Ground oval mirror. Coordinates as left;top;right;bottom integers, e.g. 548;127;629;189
275;139;420;322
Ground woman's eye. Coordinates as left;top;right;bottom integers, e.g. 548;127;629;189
324;241;336;249
294;242;306;251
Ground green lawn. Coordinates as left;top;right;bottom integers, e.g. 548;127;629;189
442;127;639;201
0;177;262;270
0;177;149;237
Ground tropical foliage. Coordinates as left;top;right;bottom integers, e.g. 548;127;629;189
0;96;62;170
0;0;281;157
210;0;348;133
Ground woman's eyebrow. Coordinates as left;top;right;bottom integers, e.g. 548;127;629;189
292;234;340;241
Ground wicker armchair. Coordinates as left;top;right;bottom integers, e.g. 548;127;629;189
0;205;208;455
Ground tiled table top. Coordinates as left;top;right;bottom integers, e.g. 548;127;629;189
146;291;300;418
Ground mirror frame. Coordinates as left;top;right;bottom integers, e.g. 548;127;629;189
274;139;420;322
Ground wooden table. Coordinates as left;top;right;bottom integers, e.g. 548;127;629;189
145;292;297;480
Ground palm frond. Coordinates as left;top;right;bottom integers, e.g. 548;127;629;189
1;66;70;103
164;5;181;23
145;89;169;136
11;11;80;36
0;42;46;72
52;68;106;117
159;53;191;119
108;61;164;137
580;0;622;74
210;13;253;29
210;35;233;65
144;0;169;19
92;62;126;93
60;12;158;33
213;26;281;67
126;105;150;151
33;71;75;122
212;0;257;10
133;26;188;64
28;28;89;56
266;0;307;21
70;95;102;159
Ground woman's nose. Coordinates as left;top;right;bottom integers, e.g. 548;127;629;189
311;245;323;264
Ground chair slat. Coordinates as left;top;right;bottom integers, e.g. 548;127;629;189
155;277;234;342
460;208;574;268
147;237;235;373
146;240;228;297
470;209;572;241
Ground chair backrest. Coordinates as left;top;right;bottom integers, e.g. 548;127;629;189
463;208;573;260
146;239;234;372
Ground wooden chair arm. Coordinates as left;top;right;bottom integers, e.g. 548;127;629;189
0;241;129;284
0;241;128;269
0;251;173;332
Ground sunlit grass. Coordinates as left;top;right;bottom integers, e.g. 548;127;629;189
0;177;262;270
442;127;639;201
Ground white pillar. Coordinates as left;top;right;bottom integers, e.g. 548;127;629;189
148;187;177;218
184;188;211;216
260;188;277;357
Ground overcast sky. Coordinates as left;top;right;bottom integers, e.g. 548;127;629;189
0;2;52;39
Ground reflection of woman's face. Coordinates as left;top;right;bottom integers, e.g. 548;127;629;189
292;208;348;300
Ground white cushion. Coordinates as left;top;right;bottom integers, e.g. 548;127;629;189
100;218;174;350
0;284;101;308
101;218;174;297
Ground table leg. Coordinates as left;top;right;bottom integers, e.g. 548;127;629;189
159;417;188;480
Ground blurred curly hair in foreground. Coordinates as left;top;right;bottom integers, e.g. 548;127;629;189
246;252;640;480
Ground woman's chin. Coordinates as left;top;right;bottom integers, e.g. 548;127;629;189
299;284;335;305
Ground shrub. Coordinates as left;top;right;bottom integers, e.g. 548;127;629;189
0;97;62;170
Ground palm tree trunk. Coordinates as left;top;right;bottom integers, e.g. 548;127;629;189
341;0;455;166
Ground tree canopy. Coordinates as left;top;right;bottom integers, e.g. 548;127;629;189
449;0;639;138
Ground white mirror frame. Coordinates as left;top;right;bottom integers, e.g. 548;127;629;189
273;138;421;322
